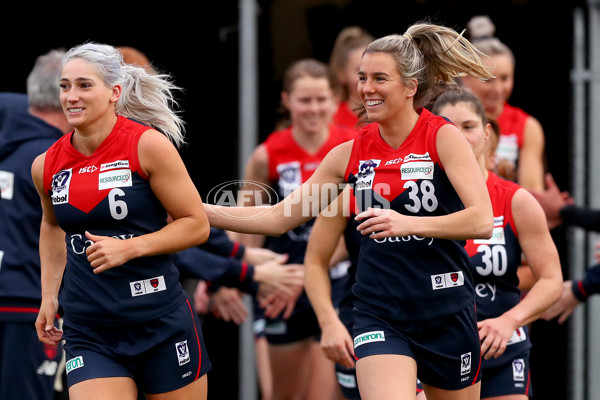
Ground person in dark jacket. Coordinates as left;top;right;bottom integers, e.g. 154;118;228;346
0;49;71;400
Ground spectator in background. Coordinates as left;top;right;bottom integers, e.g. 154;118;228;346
460;15;546;191
0;49;70;400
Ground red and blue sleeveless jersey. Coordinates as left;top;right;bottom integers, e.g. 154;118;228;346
344;108;474;320
263;124;356;263
43;116;186;326
495;102;529;170
465;171;531;362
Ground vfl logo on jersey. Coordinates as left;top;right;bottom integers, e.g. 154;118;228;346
431;271;464;290
175;340;191;366
65;356;84;374
277;161;301;196
355;159;381;191
512;359;525;381
0;170;14;200
354;330;385;348
130;276;167;297
100;160;130;171
98;169;133;190
400;161;434;180
460;352;471;376
51;169;73;205
507;327;527;345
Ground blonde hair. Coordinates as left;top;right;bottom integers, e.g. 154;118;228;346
364;22;495;108
63;42;186;148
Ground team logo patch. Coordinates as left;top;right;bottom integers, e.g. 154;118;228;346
354;330;385;348
51;169;73;205
400;161;434;180
277;161;301;196
431;271;464;290
100;160;130;171
65;356;84;374
460;352;471;376
336;372;357;388
355;159;381;191
175;340;190;366
98;169;133;190
0;170;14;200
130;276;167;297
512;359;525;381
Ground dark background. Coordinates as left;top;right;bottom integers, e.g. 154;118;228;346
2;1;586;398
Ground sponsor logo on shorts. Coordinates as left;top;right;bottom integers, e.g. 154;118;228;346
507;327;527;345
264;321;287;335
65;356;84;374
130;276;166;297
0;170;15;200
355;159;381;191
98;169;133;190
100;160;130;171
460;352;471;376
400;161;434;180
512;359;525;382
354;330;385;348
336;372;357;388
51;169;72;205
431;271;464;290
176;340;190;366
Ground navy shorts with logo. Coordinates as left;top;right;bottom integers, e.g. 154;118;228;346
352;303;481;390
62;298;211;394
481;350;532;398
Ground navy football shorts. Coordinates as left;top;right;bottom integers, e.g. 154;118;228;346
480;349;532;398
352;303;481;390
62;298;211;394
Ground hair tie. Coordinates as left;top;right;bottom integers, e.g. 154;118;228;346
403;32;413;41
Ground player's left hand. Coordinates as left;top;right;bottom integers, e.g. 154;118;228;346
355;207;408;239
85;231;135;273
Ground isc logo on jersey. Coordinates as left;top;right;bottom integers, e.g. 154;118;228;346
51;169;73;205
355;159;381;191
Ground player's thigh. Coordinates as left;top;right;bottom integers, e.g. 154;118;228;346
146;375;207;400
69;377;138;400
356;354;417;400
269;339;313;399
422;381;481;400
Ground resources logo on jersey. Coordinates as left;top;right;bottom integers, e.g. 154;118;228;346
355;159;381;191
51;169;73;205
